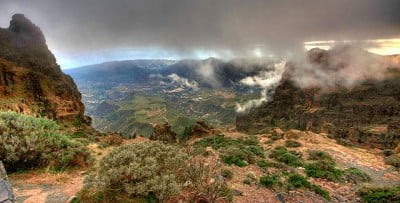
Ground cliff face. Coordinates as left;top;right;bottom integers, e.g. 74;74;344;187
0;14;88;125
236;48;400;149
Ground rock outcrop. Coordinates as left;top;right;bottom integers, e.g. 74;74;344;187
149;123;177;143
186;119;217;138
237;47;400;149
0;161;14;203
0;14;88;125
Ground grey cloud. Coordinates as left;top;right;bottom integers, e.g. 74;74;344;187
0;0;399;56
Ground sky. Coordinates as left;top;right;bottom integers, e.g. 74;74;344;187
0;0;400;69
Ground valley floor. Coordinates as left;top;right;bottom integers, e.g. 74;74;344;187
9;129;400;203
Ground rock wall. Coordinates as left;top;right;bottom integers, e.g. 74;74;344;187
0;161;14;203
0;14;88;125
236;48;400;149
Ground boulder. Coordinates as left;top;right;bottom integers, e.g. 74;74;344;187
150;123;177;143
0;161;14;203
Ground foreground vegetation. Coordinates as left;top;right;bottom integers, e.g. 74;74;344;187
78;141;232;202
0;111;91;171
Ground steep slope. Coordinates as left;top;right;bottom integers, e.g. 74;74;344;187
237;47;400;149
0;14;88;125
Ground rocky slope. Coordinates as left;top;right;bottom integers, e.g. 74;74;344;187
237;47;400;149
0;14;89;125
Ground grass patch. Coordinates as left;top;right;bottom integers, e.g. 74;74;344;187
288;173;331;200
358;186;400;203
305;160;343;182
194;135;265;167
260;175;281;188
269;147;302;167
343;168;371;184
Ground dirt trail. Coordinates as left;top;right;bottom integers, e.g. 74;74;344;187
10;170;84;203
9;138;148;203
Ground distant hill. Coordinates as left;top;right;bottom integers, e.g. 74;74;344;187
65;57;277;88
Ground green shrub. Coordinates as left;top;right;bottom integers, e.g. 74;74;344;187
285;140;302;148
221;169;233;180
257;160;286;169
307;150;334;162
0;111;90;171
259;175;281;188
311;184;331;200
343;168;371;183
195;135;264;167
82;141;187;201
384;154;400;168
269;147;302;167
288;173;331;200
305;160;343;182
221;148;249;167
358;186;400;203
288;173;311;188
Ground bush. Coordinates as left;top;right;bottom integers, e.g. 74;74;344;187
358;186;400;203
243;172;257;185
288;173;331;200
221;147;249;167
184;159;233;202
343;168;371;184
221;169;233;180
0;111;90;171
305;160;343;182
384;154;400;168
285;140;302;148
307;150;333;162
269;147;302;167
288;173;311;188
81;141;187;201
196;135;264;167
260;175;281;188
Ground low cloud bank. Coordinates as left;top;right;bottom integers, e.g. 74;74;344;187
236;61;286;113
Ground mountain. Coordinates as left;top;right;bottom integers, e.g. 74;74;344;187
0;14;89;125
236;46;400;149
65;57;277;136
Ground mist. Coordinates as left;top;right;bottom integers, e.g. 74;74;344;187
1;0;399;67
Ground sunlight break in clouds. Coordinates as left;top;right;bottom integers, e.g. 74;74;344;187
304;38;400;55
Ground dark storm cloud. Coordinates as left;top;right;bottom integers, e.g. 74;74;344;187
1;0;399;56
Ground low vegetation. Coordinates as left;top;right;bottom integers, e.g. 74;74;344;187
269;147;302;167
284;140;302;148
343;168;371;183
79;141;233;202
358;186;400;203
384;154;400;168
0;111;90;171
80;141;187;202
194;135;265;167
259;174;281;188
287;173;331;200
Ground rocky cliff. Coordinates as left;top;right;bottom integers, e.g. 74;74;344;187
236;47;400;149
0;14;88;125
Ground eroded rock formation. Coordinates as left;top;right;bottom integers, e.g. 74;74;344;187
237;47;400;149
0;14;88;125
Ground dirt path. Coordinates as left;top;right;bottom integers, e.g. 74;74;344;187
8;139;147;203
10;170;84;203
